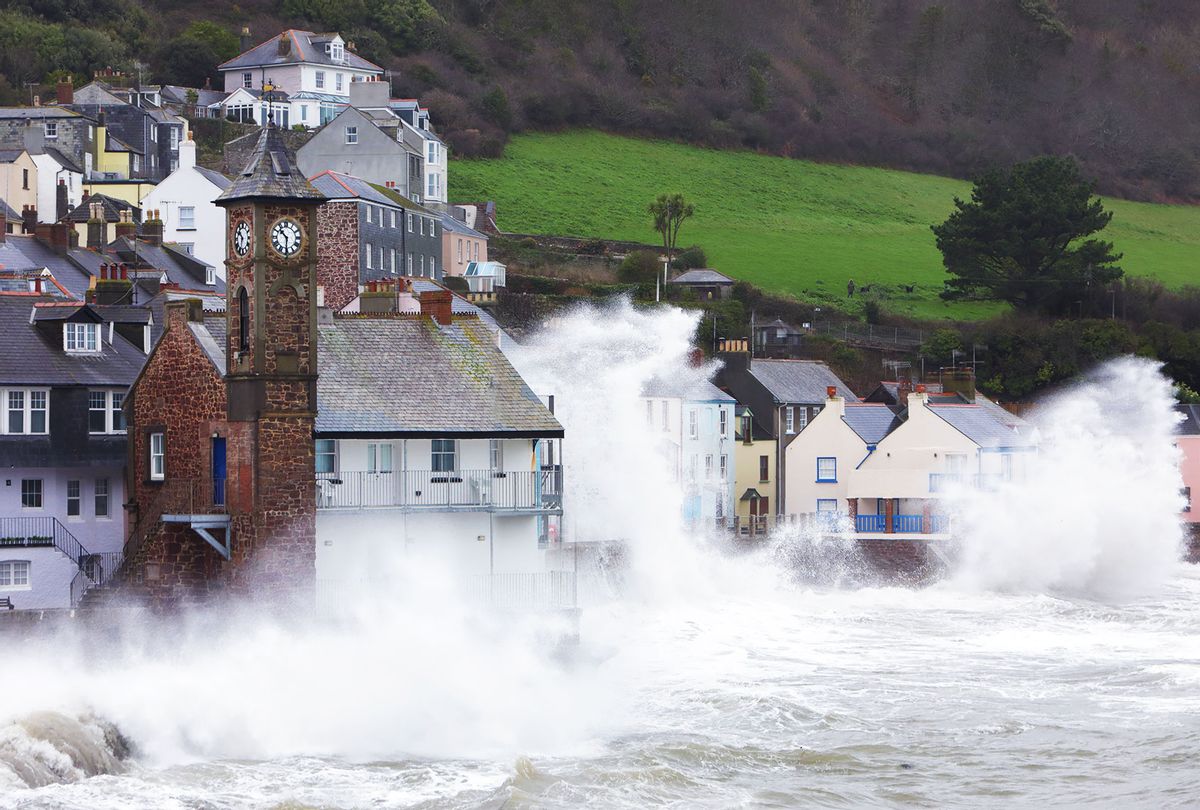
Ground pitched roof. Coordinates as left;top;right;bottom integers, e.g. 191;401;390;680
195;166;232;190
0;107;87;120
0;296;147;386
841;404;903;444
747;360;858;404
309;171;398;206
643;376;736;403
110;237;225;294
669;269;735;285
316;316;562;437
218;30;383;73
0;198;18;218
0;235;94;299
439;213;487;239
218;124;325;204
928;404;1034;448
0;149;27;163
63;194;139;223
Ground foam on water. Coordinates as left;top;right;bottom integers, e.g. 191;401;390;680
0;302;1195;808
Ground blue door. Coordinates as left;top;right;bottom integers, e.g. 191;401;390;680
212;437;227;506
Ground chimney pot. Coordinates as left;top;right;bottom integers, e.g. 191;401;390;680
826;386;838;399
916;384;927;394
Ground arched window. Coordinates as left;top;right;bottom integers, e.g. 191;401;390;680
238;287;249;354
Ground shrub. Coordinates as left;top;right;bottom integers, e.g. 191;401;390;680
672;245;707;270
617;250;661;284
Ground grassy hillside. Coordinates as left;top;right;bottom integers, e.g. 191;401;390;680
451;131;1200;321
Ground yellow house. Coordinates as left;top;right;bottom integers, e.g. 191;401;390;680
0;149;39;227
733;405;777;535
83;178;156;208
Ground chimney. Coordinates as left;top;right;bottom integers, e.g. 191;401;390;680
179;131;197;171
349;79;390;109
826;385;838;400
940;367;977;404
86;202;106;249
56;179;68;222
916;383;927;394
165;298;205;329
56;80;73;105
92;265;133;305
22;205;37;234
143;209;163;246
114;214;136;241
49;222;70;255
897;378;913;404
34;222;52;247
240;26;252;53
419;288;454;326
360;279;399;314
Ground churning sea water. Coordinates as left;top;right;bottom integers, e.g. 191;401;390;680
2;304;1196;808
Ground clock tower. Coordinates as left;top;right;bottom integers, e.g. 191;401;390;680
216;123;326;599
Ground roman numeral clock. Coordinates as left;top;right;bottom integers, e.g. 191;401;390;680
269;217;304;258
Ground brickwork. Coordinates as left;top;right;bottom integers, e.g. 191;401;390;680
316;201;359;311
857;539;941;585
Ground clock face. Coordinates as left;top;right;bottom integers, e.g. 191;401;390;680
233;221;251;257
270;218;304;258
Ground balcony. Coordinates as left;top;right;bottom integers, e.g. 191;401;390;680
928;473;1004;493
316;469;563;514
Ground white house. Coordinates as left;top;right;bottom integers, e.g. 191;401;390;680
140;135;231;273
785;386;1035;538
642;377;737;525
31;150;83;223
215;30;384;128
313;296;566;604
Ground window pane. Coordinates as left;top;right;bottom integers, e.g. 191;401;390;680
95;478;109;516
29;391;46;433
316;439;336;474
111;392;125;431
67;479;80;516
380;443;392;472
21;479;42;508
89;391;107;432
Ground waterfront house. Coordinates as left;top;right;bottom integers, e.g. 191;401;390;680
732;404;777;534
140;134;232;272
441;213;488;279
0;294;148;609
642;376;736;525
714;344;857;515
1176;404;1200;527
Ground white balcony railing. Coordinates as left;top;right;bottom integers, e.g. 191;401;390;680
316;469;563;512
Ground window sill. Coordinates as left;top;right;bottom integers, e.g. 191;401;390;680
0;586;32;592
177;228;197;232
815;479;837;484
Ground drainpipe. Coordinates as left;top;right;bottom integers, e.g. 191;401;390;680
855;444;876;470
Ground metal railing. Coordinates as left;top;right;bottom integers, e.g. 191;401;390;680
893;514;924;533
316;469;563;512
109;478;227;589
810;320;925;349
0;517;126;608
855;514;886;532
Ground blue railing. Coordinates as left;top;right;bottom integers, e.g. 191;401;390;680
855;514;886;532
931;514;952;534
894;514;923;533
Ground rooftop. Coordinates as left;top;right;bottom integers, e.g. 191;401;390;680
748;359;858;404
841;404;904;444
218;124;325;204
218;29;383;73
669;269;735;285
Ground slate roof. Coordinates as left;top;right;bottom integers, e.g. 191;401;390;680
0;235;92;298
1176;404;1200;436
218;30;383;73
929;405;1034;448
316;316;563;437
747;360;858;404
669;269;735;285
0;108;88;120
195;166;232;190
439;213;487;239
310;171;398;206
110;237;225;294
63;194;139;223
0;297;146;386
161;85;228;109
0;198;18;218
371;182;438;216
41;148;83;174
218;124;325;204
841;404;903;444
643;376;736;403
0;149;26;163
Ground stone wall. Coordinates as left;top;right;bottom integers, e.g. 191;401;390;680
316;201;359;311
856;538;942;585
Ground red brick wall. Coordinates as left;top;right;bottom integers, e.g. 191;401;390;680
316;201;360;312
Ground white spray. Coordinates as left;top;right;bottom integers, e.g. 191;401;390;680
949;356;1185;598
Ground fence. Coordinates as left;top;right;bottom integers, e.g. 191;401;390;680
316;469;563;512
810;320;926;350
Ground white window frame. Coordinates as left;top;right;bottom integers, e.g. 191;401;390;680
315;71;325;89
427;141;437;164
720;454;728;480
316;439;338;474
719;409;728;437
243;72;253;89
170;128;180;149
407;212;414;232
429;256;435;276
345;126;357;145
785;406;795;434
88;390;125;434
816;456;837;483
661;400;669;431
179;206;196;230
66;479;81;517
365;205;373;224
688;409;697;439
44;121;58;139
797;407;808;432
149;432;165;480
64;322;100;353
390;209;397;228
0;561;30;589
3;388;49;435
335;73;344;93
367;442;393;474
365;243;373;270
489;439;504;471
457;239;463;263
94;478;110;517
432;439;457;472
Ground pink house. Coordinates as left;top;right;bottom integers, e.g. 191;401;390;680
1177;405;1200;521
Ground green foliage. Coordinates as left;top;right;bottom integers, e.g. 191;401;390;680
451;131;1200;321
617;250;660;284
1175;382;1200;404
281;0;441;55
1016;0;1071;43
922;328;962;362
932;156;1123;315
748;65;769;111
671;245;707;270
0;10;126;83
481;86;511;129
648;192;694;265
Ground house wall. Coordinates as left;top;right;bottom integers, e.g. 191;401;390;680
141;144;226;273
442;228;487;278
733;436;776;521
31;154;82;223
1180;435;1200;523
0;151;38;220
315;200;360;311
0;547;76;610
296;109;416;199
783;397;868;515
0;117;95;180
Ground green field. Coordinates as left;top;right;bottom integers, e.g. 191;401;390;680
450;131;1200;321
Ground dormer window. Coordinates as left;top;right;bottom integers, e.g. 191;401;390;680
64;322;100;353
206;266;216;286
328;42;345;63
